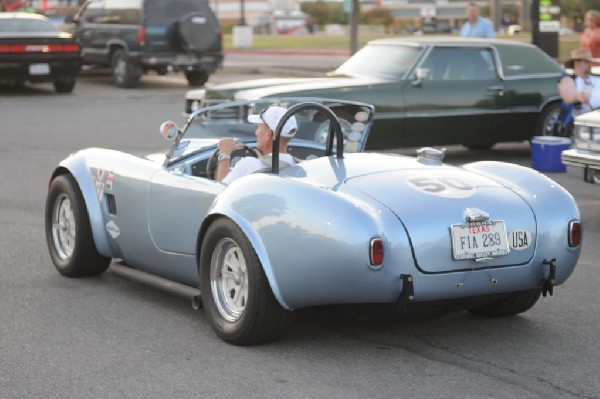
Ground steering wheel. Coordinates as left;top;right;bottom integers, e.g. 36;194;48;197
206;144;258;180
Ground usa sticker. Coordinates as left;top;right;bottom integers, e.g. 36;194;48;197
509;229;532;250
106;172;114;190
106;220;120;239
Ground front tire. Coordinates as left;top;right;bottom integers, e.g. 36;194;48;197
468;289;541;317
199;218;292;345
185;70;209;86
111;49;142;88
45;174;111;277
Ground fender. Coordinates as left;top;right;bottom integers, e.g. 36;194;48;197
463;161;581;283
52;149;112;258
199;202;290;310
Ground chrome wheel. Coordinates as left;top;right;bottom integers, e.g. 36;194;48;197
51;193;76;260
113;56;127;85
210;238;248;322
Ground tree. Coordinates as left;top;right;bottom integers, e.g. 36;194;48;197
359;7;393;26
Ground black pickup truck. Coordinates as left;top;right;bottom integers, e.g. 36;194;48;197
65;0;223;88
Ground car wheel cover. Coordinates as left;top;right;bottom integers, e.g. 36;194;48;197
52;193;76;260
210;238;248;322
113;56;127;83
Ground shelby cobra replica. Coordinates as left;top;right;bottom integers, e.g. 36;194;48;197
45;98;582;345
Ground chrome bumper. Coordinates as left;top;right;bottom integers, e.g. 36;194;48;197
561;148;600;170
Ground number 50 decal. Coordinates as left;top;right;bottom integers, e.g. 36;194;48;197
406;175;476;198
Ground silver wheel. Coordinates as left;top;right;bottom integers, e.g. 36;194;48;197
210;238;248;322
113;56;127;84
51;193;76;260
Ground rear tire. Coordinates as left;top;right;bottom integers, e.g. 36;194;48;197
185;70;209;86
536;102;562;137
468;289;541;317
200;218;292;345
53;76;76;93
111;49;142;88
45;174;111;277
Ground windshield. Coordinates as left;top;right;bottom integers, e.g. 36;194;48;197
168;98;375;164
335;43;423;79
0;18;58;33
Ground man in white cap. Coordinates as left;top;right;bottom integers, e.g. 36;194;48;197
216;106;298;184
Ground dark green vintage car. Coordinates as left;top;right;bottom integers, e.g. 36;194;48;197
185;37;564;150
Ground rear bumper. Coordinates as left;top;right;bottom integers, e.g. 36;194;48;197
0;56;82;84
134;51;223;71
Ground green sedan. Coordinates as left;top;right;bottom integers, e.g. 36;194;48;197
185;37;563;150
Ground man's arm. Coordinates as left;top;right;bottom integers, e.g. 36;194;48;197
558;75;579;104
215;156;231;182
215;138;236;182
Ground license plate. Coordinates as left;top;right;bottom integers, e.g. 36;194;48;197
29;63;50;75
450;220;510;260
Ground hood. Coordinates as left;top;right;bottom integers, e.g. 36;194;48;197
189;75;387;101
233;75;386;101
345;167;537;273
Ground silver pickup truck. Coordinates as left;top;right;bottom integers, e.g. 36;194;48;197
562;110;600;183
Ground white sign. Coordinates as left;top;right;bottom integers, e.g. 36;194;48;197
539;20;560;32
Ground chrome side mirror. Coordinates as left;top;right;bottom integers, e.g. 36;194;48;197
413;68;430;86
160;121;179;140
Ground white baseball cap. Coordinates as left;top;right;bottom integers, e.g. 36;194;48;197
248;106;298;137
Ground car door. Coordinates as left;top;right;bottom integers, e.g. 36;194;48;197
403;46;508;147
147;168;223;256
74;0;107;63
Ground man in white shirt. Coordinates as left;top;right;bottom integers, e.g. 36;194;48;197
559;48;600;116
216;106;298;185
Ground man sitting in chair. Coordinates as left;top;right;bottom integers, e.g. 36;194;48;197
216;106;298;184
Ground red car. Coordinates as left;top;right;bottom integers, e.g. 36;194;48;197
0;12;82;93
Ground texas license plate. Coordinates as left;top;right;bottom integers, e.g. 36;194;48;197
29;63;50;75
450;221;510;260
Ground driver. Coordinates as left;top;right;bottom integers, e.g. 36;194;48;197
216;106;298;184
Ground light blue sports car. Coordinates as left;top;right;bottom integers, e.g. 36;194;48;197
45;98;582;345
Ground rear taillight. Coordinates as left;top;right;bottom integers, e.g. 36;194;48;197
138;27;146;46
0;43;80;53
370;238;383;266
569;220;582;247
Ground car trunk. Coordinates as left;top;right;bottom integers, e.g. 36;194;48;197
346;167;536;273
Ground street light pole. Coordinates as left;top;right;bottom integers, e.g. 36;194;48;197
240;0;246;25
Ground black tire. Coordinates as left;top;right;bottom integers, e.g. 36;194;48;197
155;66;168;76
185;70;209;87
536;102;562;137
111;49;142;88
584;167;600;184
53;76;76;93
464;143;495;151
199;218;293;345
45;174;111;277
176;10;220;52
468;289;542;317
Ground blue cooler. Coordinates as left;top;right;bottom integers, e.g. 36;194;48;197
530;136;571;172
